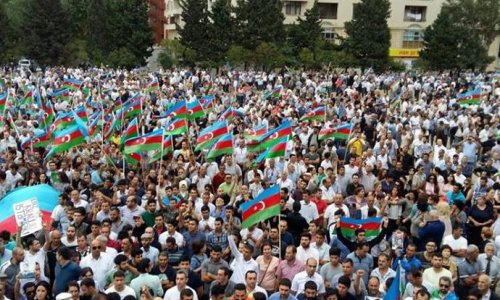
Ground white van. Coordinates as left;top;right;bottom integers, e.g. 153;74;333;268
18;59;31;69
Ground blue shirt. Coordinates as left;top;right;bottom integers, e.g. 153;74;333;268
54;261;81;295
446;191;466;204
268;292;297;300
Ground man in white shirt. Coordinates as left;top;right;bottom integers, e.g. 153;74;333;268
159;220;184;249
164;270;198;300
105;270;136;298
311;229;330;267
442;225;467;264
198;206;215;237
240;225;263;249
299;191;319;223
422;253;452;289
244;270;267;298
296;233;319;266
291;258;326;296
80;239;114;289
228;235;259;284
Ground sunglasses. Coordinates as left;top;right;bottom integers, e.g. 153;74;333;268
92;246;101;250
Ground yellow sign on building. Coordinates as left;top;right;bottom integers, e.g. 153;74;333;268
389;48;421;58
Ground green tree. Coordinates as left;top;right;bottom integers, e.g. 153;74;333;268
343;0;391;71
178;0;211;62
207;0;235;64
106;0;153;67
86;0;111;64
0;2;10;63
21;0;71;65
420;2;495;71
288;0;323;56
234;0;285;50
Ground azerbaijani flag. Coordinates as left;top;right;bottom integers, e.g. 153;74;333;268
195;120;228;151
161;100;187;120
256;137;287;163
187;99;205;120
200;95;215;114
124;152;142;166
49;88;71;102
206;133;233;159
338;217;383;239
241;185;280;228
319;123;352;141
45;125;87;159
122;118;139;143
123;100;142;119
300;106;326;122
39;101;55;129
62;78;83;91
0;91;7;113
50;111;75;134
457;89;481;106
124;130;163;154
220;108;245;122
22;130;52;149
74;106;88;123
20;89;34;106
146;77;159;93
164;118;188;135
0;184;59;233
244;124;268;141
149;135;173;163
258;119;292;151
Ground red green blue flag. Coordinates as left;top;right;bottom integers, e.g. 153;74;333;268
206;133;233;159
124;130;163;154
0;91;7;114
149;135;173;163
200;95;215;114
20;89;34;106
319;123;352;141
257;119;292;151
457;89;481;106
62;78;83;91
383;263;402;300
164;118;188;135
300;106;326;122
338;217;383;239
45;125;87;159
187;99;205;120
256;137;287;163
241;185;280;228
161;100;187;120
195;120;228;151
122;118;139;143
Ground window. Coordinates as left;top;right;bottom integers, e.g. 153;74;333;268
318;3;338;20
402;29;424;48
284;2;302;16
404;6;426;22
322;28;336;41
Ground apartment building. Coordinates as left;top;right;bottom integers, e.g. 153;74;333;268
162;0;500;70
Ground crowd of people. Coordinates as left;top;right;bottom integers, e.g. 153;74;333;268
0;65;498;300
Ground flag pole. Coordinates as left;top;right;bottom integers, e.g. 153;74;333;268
278;212;281;261
343;124;353;164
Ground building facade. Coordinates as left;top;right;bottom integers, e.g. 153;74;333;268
163;0;500;70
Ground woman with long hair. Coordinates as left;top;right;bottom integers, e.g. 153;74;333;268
255;241;279;296
34;281;52;300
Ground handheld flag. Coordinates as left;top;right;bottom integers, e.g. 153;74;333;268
45;125;88;159
457;89;481;106
195;120;228;151
241;185;280;228
124;130;163;154
187;99;205;120
206;133;233;159
319;123;352;141
338;217;383;239
256;137;287;163
164;118;188;135
300;106;326;122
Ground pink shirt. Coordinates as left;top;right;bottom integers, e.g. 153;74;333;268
276;258;305;282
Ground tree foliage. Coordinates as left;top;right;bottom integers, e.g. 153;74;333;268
234;0;285;50
178;0;211;62
288;0;323;56
207;0;235;64
343;0;391;71
420;0;497;71
21;0;71;66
